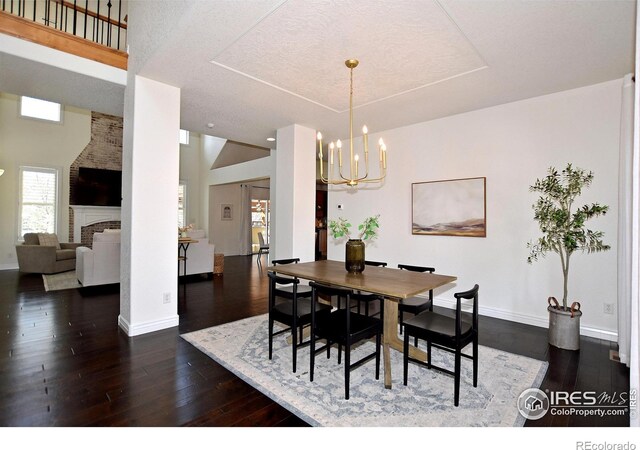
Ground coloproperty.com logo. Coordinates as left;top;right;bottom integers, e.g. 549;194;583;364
517;388;636;420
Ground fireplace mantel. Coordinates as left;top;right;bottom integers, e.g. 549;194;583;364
70;205;121;243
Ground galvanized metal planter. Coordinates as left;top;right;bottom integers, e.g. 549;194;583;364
547;298;582;351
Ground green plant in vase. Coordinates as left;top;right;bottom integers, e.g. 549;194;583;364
328;215;380;273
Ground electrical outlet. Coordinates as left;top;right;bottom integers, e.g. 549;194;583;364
163;292;171;304
603;303;614;315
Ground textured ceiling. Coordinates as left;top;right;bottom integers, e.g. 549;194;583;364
1;0;634;151
211;0;486;112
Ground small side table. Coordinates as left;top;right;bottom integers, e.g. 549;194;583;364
178;237;198;277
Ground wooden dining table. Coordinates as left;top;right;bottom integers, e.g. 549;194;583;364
267;259;457;388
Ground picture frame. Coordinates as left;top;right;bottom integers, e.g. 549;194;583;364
412;177;486;237
221;204;233;221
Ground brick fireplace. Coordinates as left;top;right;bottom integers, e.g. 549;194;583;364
70;206;121;246
69;111;123;242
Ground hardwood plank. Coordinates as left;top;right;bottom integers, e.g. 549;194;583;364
0;256;629;427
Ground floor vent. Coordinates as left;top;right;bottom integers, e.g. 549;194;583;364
609;350;620;362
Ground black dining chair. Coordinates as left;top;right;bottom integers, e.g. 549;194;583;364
364;260;387;268
309;282;382;400
257;232;269;265
402;284;479;407
267;272;331;373
397;264;435;340
271;258;312;298
349;260;388;317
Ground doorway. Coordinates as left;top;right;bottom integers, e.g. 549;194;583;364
251;199;270;254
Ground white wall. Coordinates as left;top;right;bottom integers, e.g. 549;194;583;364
209;183;243;256
199;134;227;234
328;79;622;339
0;92;91;270
179;131;202;230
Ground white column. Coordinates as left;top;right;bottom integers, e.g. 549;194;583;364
273;124;316;263
119;75;180;336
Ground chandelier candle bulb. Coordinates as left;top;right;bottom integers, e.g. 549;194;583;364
354;154;359;176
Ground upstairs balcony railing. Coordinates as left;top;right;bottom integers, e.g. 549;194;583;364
1;0;127;52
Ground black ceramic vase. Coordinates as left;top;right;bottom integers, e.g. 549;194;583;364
345;239;365;274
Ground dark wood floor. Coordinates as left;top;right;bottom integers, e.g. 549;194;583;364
0;256;629;427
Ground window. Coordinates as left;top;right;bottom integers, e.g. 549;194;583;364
18;166;59;238
179;129;189;145
20;96;62;122
178;182;186;228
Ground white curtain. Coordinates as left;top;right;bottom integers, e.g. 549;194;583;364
618;74;634;366
239;184;252;255
631;12;640;423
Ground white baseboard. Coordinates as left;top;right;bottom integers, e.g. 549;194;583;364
428;295;618;342
118;314;179;337
0;263;19;271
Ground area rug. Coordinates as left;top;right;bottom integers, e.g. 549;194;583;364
42;270;81;291
181;314;548;427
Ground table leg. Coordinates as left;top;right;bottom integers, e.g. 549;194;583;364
382;298;428;388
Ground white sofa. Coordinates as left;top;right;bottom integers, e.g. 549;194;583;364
76;229;121;287
179;229;215;276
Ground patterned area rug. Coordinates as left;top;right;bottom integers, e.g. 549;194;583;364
42;270;81;291
181;314;548;427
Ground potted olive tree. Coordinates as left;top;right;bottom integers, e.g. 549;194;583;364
527;164;610;350
328;215;380;273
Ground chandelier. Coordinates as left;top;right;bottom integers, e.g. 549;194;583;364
317;59;387;187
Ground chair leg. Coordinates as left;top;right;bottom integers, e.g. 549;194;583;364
403;331;409;386
473;335;478;388
427;340;432;369
338;344;342;365
310;326;315;382
399;310;404;335
414;335;418;347
375;332;381;380
345;339;351;400
327;339;331;359
292;322;297;373
454;348;461;407
268;317;273;360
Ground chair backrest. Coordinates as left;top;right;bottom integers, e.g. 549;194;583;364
364;260;387;267
454;284;479;336
258;232;267;247
268;271;300;306
272;258;300;266
398;264;435;273
309;281;352;302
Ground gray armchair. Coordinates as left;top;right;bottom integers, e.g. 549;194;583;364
16;233;82;274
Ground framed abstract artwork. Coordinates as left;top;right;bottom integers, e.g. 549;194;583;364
412;177;486;237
